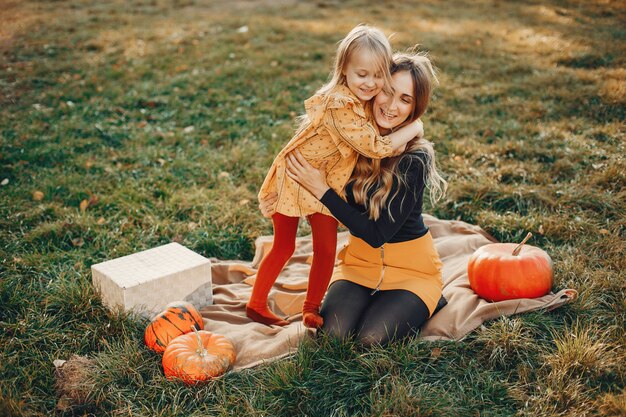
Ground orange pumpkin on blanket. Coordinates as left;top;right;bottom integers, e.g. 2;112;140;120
162;327;236;384
144;301;204;354
468;232;553;302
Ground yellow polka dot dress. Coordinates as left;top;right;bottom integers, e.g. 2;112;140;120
259;84;394;217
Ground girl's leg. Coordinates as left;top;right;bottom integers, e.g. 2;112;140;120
246;213;299;326
355;290;430;347
319;280;373;340
302;213;338;328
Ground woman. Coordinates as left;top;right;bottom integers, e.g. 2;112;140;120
262;51;447;346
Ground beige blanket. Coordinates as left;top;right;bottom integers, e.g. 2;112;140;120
200;214;577;370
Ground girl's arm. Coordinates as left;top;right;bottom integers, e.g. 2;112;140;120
388;119;424;149
286;150;425;247
324;106;423;159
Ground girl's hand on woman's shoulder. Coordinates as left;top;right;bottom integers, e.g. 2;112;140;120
412;118;424;139
391;143;407;157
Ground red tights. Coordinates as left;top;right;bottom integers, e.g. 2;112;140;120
246;212;338;328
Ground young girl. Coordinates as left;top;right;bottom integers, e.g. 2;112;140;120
248;25;424;328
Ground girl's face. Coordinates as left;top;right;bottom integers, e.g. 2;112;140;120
343;48;385;103
372;70;415;133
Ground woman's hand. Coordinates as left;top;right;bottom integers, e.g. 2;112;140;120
258;192;278;218
285;149;331;200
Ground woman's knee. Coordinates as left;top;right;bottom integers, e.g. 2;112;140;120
356;326;393;348
320;312;355;341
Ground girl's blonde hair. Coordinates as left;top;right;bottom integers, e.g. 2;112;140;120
351;50;447;221
317;24;394;98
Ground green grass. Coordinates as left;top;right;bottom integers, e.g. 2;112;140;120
1;0;624;415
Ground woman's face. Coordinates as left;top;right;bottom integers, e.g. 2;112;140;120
372;70;415;133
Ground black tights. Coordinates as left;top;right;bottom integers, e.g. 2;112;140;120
319;280;431;347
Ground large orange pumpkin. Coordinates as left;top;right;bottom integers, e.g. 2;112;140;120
162;328;236;384
468;233;553;302
144;301;204;354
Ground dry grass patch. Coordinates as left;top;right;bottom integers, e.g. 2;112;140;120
513;321;623;416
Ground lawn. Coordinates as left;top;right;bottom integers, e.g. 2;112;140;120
1;0;624;416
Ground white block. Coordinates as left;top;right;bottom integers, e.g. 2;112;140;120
91;242;212;317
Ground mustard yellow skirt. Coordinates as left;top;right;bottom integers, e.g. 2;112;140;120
331;231;443;315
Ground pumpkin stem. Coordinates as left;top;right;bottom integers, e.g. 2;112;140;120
512;232;533;256
191;325;208;357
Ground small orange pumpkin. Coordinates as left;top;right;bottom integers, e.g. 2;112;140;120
144;301;204;354
162;327;236;384
468;232;553;302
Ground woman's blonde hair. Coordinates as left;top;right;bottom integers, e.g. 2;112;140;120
317;24;394;98
351;50;448;221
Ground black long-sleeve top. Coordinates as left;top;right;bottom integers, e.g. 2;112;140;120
320;152;429;248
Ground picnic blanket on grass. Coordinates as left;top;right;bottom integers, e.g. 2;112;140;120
200;214;577;370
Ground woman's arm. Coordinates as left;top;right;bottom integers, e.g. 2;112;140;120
258;192;278;218
286;150;425;247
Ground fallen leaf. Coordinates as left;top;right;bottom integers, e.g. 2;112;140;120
431;347;442;359
236;25;249;33
71;237;84;247
1;178;8;186
97;217;106;225
79;199;89;212
53;359;67;368
218;171;230;179
239;199;250;206
88;195;99;206
183;125;195;133
599;229;609;235
538;224;544;235
33;191;44;201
